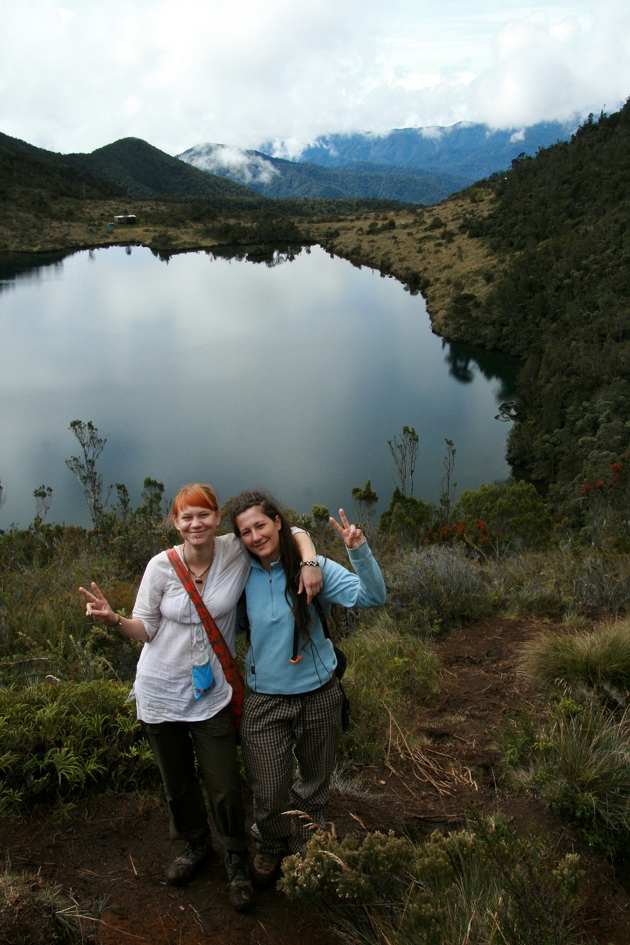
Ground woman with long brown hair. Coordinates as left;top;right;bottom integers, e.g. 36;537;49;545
229;490;386;886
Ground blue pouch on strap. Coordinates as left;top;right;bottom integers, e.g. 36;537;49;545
191;660;215;700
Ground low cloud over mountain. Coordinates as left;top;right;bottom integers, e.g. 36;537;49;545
178;144;280;186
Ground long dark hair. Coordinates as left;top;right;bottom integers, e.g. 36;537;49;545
229;490;311;641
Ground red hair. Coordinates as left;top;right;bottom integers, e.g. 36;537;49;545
168;483;219;524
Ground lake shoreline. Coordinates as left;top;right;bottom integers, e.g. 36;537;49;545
0;184;506;354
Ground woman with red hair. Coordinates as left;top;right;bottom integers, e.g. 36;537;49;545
79;482;319;913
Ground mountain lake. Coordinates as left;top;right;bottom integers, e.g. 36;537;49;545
0;244;519;528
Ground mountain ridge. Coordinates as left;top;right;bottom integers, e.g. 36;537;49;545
269;120;576;178
177;142;471;205
0;132;258;201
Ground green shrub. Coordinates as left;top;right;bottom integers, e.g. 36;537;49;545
280;818;585;945
280;828;412;904
453;481;553;550
385;546;497;631
522;621;630;697
0;681;158;812
379;487;431;544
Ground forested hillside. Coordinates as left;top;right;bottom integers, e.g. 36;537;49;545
0;132;258;201
0;140;123;202
0;140;126;250
439;102;630;514
65;138;257;199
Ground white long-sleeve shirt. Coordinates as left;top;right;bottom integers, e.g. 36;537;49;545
131;535;250;723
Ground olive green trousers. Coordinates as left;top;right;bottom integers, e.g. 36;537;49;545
142;704;248;853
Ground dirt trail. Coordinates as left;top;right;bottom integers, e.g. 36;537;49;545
4;616;630;944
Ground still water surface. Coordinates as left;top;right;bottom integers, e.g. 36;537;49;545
0;245;518;528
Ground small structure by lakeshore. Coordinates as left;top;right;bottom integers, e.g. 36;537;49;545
113;214;137;225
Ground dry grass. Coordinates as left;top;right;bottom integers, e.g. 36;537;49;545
305;185;501;331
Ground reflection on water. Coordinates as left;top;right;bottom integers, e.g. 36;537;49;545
0;245;520;528
443;340;518;403
0;252;69;293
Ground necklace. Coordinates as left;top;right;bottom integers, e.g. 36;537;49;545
182;546;215;585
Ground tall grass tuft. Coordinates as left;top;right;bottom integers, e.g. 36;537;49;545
0;868;90;944
522;621;630;697
340;614;441;763
503;702;630;854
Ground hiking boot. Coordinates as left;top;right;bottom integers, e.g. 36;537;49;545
225;851;255;912
166;838;213;886
252;850;284;887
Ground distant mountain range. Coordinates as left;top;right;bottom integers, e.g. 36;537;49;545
179;121;574;204
0;119;576;209
177;143;469;204
277;121;575;180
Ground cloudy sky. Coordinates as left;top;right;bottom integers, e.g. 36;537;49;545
1;0;628;156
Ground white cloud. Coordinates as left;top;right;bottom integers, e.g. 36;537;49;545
0;0;628;155
471;1;630;127
179;143;279;184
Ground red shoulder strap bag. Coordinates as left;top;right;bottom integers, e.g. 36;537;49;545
166;547;245;741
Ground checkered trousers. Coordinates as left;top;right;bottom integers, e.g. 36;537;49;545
241;681;344;854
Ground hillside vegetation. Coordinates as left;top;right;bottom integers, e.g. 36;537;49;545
65;137;257;199
314;100;630;520
0;132;259;201
440;102;630;514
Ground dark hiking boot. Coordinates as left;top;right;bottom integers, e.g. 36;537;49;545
166;838;213;886
225;851;255;912
252;850;284;887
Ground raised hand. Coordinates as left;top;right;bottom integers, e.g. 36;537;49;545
79;582;117;626
330;509;365;549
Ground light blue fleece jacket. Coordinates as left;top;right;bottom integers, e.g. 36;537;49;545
244;541;386;695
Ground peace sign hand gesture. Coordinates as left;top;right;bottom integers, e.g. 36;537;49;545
330;509;366;549
79;582;117;626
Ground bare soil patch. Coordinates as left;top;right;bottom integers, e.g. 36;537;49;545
3;616;630;943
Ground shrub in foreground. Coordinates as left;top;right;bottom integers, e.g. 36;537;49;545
279;818;585;945
385;545;497;631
